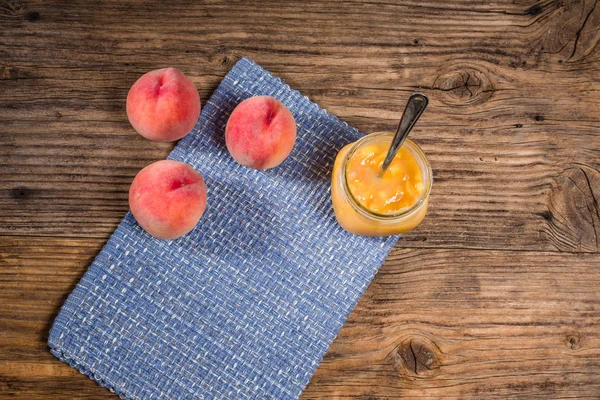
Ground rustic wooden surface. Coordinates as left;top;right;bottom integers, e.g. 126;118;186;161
1;0;600;398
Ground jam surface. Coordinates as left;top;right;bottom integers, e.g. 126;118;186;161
345;141;424;215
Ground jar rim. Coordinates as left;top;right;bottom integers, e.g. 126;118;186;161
341;132;432;221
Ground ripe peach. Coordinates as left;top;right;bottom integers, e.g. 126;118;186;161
129;160;207;240
225;96;296;169
126;68;201;142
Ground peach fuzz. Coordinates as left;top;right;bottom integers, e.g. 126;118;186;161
225;96;296;169
126;68;201;142
129;160;207;240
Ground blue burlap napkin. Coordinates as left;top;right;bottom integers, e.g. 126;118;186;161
49;57;398;399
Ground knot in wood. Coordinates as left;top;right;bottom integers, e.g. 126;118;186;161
543;166;600;252
1;66;17;79
565;333;581;350
11;186;31;201
433;67;494;106
26;11;40;21
531;0;600;62
0;1;28;18
209;49;238;69
525;3;543;16
388;337;440;379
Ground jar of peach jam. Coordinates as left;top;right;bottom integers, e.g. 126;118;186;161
331;131;432;236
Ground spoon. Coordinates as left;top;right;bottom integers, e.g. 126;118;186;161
378;93;429;178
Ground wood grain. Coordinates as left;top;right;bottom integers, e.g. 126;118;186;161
1;0;599;398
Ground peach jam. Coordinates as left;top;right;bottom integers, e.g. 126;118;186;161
331;132;432;236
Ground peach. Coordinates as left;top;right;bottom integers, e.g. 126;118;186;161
225;95;296;169
129;160;207;240
126;68;201;142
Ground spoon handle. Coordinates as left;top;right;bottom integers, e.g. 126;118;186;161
379;93;429;177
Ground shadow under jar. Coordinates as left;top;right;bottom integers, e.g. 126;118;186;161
331;132;432;236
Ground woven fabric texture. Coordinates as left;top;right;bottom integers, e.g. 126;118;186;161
49;57;398;400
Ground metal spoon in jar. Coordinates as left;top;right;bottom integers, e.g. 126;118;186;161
378;93;429;178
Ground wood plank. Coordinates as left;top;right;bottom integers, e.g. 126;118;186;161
1;237;599;398
1;0;599;251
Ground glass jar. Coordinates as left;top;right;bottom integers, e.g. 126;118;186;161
331;131;432;236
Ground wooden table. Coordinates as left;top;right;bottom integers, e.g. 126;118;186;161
2;0;600;398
